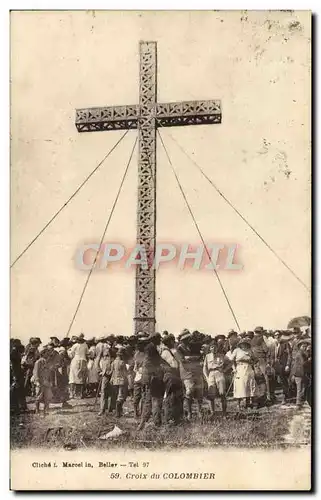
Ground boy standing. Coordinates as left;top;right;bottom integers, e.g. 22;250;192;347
110;346;128;418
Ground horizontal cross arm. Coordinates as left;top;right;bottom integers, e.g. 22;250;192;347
75;100;221;132
75;105;139;132
156;100;221;127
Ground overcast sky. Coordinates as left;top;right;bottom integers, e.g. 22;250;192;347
11;10;311;343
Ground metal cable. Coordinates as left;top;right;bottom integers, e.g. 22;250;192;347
66;136;137;337
11;130;129;268
158;130;241;332
166;131;310;293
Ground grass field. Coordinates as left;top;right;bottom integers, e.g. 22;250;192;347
11;391;311;451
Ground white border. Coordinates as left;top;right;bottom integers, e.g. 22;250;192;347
2;2;318;498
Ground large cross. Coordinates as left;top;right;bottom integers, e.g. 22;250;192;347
75;41;221;334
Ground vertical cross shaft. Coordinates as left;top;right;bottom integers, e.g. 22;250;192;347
134;42;157;334
75;41;222;335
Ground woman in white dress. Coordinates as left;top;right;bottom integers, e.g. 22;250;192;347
68;335;88;399
227;339;256;409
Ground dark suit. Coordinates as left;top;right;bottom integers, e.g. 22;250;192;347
290;350;311;406
271;341;291;402
139;344;165;428
274;342;291;375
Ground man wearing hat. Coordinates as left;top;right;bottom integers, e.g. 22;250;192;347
176;329;204;420
161;334;184;425
32;345;54;415
86;338;99;398
10;339;27;414
138;333;165;430
49;337;60;348
251;327;270;403
45;341;63;403
203;340;230;415
95;335;109;370
262;330;278;401
269;331;292;403
109;345;128;417
132;338;147;418
289;327;303;357
290;338;311;408
215;334;227;352
227;330;239;352
98;341;113;416
56;338;72;408
68;335;89;399
21;337;41;396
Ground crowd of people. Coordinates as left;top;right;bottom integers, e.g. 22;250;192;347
10;325;312;429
